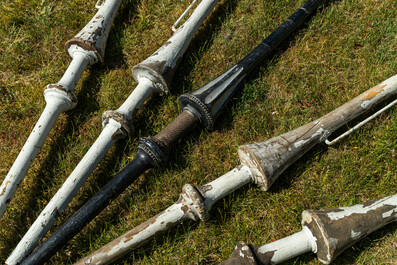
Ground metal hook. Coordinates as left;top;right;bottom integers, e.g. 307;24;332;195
96;0;105;9
172;0;198;32
325;99;397;145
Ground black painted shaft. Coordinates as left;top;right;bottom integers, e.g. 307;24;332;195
21;112;199;265
179;0;325;129
20;151;153;265
22;0;326;263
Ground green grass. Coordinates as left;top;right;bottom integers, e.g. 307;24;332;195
0;0;396;264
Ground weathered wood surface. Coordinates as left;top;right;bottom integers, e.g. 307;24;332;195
221;194;397;264
239;74;397;190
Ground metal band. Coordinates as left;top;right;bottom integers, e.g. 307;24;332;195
180;93;214;129
137;137;168;167
102;110;133;140
65;38;103;64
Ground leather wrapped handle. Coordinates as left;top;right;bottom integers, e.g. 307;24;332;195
153;110;199;151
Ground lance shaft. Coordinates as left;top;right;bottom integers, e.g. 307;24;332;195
74;73;397;265
7;1;220;264
21;0;326;264
222;194;397;265
0;0;122;219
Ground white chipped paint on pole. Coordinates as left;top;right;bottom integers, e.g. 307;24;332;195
131;0;220;95
238;74;397;191
6;1;221;264
5;121;120;265
255;226;317;264
0;0;123;220
221;227;317;265
222;194;397;264
4;0;124;264
79;203;189;265
0;87;77;217
77;74;396;265
74;166;254;265
74;70;397;264
302;194;397;264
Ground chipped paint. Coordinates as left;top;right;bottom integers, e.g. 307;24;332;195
382;209;395;218
5;120;120;265
0;180;11;196
224;195;396;265
65;0;122;64
132;0;219;94
360;75;397;109
362;83;387;100
101;110;131;140
302;194;397;264
238;74;397;192
325;195;397;220
76;166;253;264
350;230;361;240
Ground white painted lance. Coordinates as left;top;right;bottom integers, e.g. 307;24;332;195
0;0;122;219
73;74;397;265
6;1;220;264
221;194;397;264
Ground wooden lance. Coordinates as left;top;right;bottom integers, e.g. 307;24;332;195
6;0;220;264
221;194;397;264
0;0;122;219
71;73;396;264
20;0;327;264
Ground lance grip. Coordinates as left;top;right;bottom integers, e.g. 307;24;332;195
138;111;199;167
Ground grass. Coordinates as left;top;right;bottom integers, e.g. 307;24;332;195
0;0;396;264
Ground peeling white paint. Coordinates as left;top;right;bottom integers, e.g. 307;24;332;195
257;227;317;264
350;230;362;240
326;195;397;221
0;51;87;220
293;139;310;148
4;2;124;263
7;1;222;264
382;209;395;219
